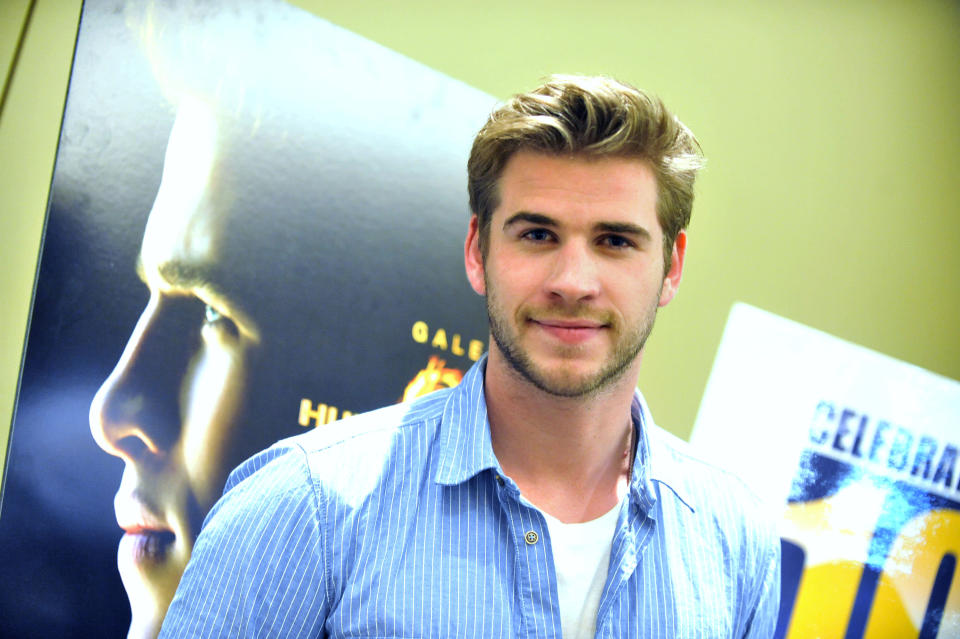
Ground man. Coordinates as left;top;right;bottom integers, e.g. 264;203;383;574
83;5;490;638
160;75;781;638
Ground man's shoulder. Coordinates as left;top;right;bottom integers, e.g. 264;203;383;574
289;387;451;454
225;388;453;497
647;422;750;485
648;424;746;480
646;422;775;530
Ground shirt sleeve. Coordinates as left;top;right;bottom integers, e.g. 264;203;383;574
741;519;782;639
159;446;329;638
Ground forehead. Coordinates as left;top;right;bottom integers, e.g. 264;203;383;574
137;101;269;338
139;97;287;283
140;98;225;280
496;151;658;224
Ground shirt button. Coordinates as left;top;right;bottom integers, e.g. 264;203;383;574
495;474;504;485
524;531;539;545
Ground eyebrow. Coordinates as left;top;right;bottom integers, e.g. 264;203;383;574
502;211;555;230
136;255;262;342
158;261;220;291
136;256;221;295
503;211;653;242
595;221;653;242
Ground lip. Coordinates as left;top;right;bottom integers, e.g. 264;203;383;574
119;529;177;565
531;318;607;344
115;492;176;565
535;318;606;329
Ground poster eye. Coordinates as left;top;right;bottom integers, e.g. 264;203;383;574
204;304;222;324
204;304;239;338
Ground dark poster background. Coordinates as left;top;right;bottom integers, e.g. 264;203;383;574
0;1;493;636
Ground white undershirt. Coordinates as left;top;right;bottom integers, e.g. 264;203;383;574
524;498;624;639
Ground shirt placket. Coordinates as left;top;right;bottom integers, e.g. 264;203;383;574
593;497;657;637
493;471;563;639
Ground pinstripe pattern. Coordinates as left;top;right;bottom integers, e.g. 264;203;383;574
160;357;780;637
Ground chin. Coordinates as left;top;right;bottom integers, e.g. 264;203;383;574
519;356;624;397
537;374;613;398
126;612;163;639
124;586;168;639
119;555;182;639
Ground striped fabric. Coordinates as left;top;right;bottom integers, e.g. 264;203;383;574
160;357;780;638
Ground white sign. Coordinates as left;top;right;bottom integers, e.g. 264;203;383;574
691;303;959;638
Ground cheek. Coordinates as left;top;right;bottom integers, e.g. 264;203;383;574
486;253;541;299
180;336;250;509
613;270;664;316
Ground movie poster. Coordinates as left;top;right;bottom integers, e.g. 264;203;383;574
0;1;494;636
691;303;959;639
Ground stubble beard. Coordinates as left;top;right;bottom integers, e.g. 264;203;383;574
485;277;660;399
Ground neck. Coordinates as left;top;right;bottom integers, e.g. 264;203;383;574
483;345;640;523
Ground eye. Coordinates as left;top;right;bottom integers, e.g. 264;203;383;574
203;303;240;339
598;234;636;250
520;228;555;243
204;304;222;324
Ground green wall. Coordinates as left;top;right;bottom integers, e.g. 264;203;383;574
1;0;84;477
2;1;958;480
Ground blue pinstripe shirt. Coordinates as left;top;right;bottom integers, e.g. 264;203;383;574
160;357;780;637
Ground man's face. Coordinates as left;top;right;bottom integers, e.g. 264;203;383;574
465;151;685;397
88;100;263;639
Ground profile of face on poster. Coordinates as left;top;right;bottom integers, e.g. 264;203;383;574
0;1;493;636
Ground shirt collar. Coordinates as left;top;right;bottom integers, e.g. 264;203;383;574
433;355;697;517
631;389;697;515
434;356;500;486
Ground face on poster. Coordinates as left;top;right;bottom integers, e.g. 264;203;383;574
691;303;959;639
0;1;494;637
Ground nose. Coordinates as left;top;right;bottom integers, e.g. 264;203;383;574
89;294;190;463
545;240;600;303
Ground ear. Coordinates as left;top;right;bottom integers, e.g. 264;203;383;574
464;215;487;296
658;230;686;307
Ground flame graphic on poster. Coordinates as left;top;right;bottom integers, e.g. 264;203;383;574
402;356;464;402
